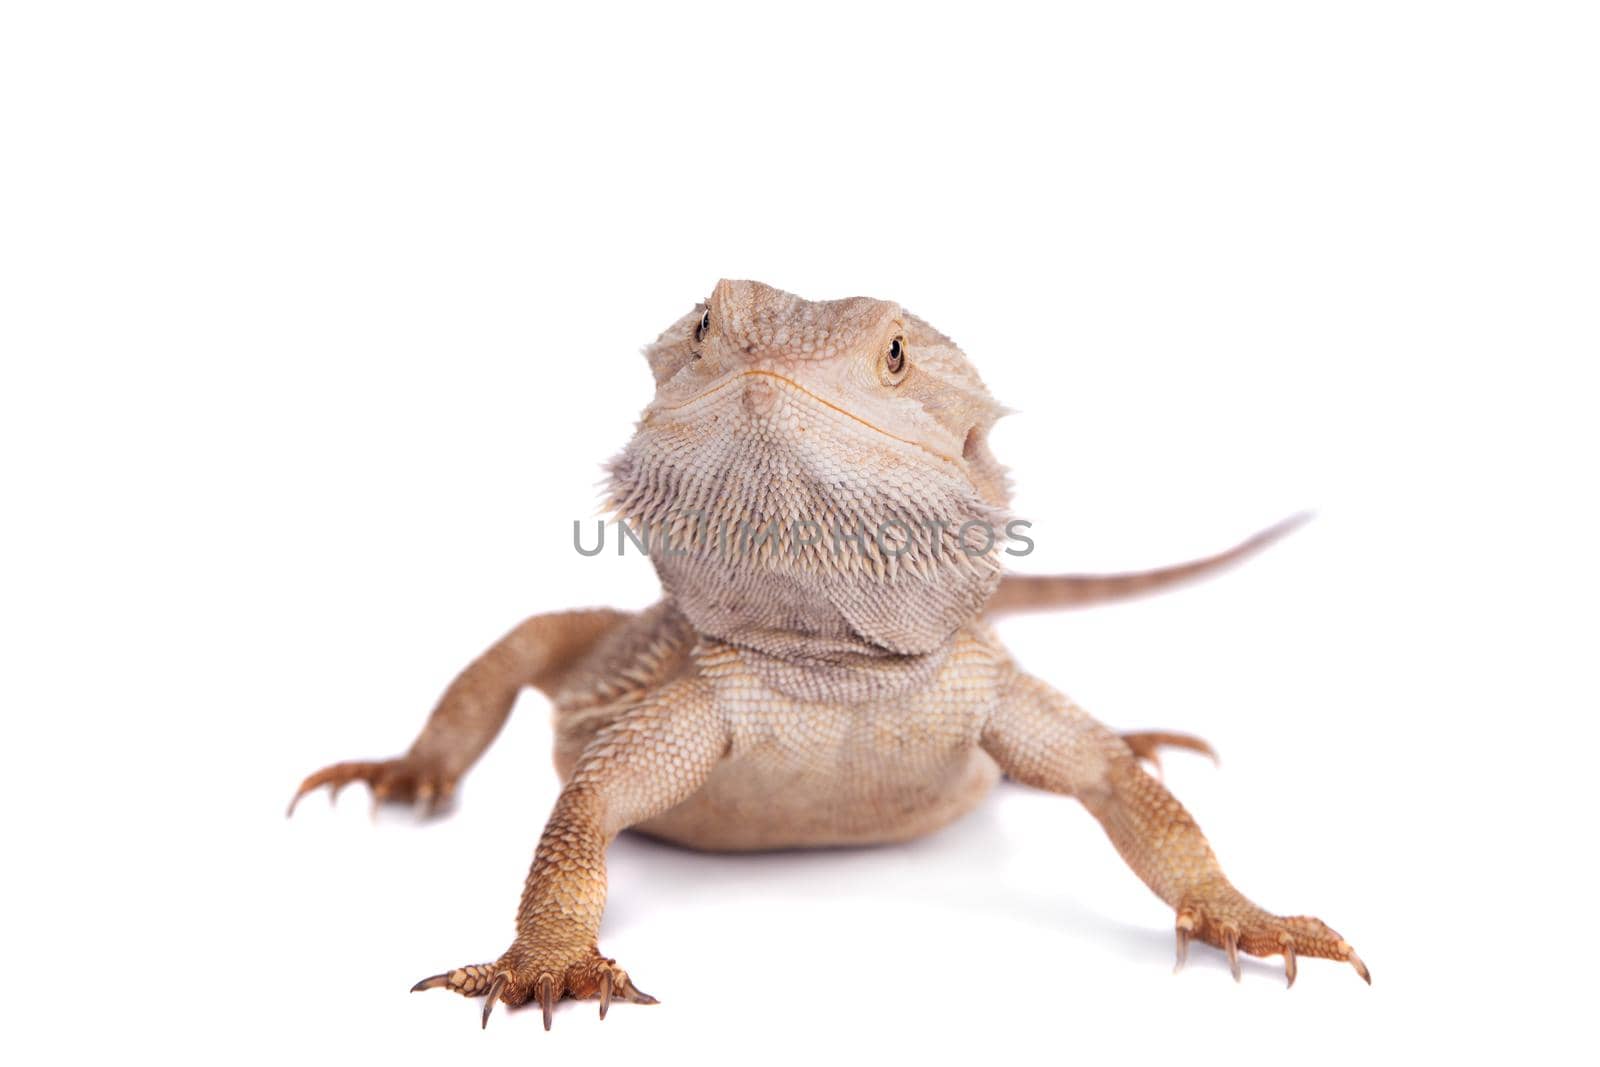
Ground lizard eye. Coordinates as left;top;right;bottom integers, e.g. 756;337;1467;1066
695;309;711;343
884;335;907;378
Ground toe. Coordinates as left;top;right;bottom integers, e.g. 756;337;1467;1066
480;974;508;1028
410;972;452;992
288;761;366;815
536;974;557;1030
1122;731;1218;767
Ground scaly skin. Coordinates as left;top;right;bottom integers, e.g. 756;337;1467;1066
291;280;1367;1031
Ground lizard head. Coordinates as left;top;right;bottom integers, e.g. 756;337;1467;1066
608;279;1012;675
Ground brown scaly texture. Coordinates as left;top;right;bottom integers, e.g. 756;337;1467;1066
292;279;1367;1031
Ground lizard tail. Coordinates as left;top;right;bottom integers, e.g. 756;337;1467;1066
984;513;1310;617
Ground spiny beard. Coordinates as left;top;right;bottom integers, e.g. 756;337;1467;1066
606;412;1009;665
606;424;1010;585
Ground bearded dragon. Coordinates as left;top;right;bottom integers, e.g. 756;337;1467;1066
290;279;1368;1030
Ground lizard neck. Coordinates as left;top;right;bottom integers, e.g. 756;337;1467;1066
703;632;954;703
654;547;995;692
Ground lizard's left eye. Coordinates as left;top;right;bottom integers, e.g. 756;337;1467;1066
695;309;711;343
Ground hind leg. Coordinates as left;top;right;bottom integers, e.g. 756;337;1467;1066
290;608;629;815
983;670;1368;987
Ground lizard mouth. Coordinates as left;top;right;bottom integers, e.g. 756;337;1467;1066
647;369;960;466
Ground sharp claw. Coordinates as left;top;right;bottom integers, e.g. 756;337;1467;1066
1281;939;1298;989
370;779;394;821
411;973;451;993
1223;926;1241;982
286;769;349;816
599;969;612;1020
1334;939;1372;984
481;974;506;1029
1174;912;1195;974
287;770;341;816
616;971;657;1004
537;973;556;1030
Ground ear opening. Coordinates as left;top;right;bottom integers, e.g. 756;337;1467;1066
963;426;984;462
959;424;1012;509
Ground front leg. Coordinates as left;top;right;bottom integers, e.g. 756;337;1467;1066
290;609;627;814
982;671;1368;987
414;677;728;1029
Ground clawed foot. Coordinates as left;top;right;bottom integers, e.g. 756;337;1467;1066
1121;730;1218;774
1172;883;1369;988
412;948;656;1030
287;754;458;817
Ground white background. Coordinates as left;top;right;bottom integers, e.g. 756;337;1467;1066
3;2;1596;1064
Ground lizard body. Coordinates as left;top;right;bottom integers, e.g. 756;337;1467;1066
292;280;1366;1030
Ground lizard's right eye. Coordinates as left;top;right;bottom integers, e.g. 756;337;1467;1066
695;309;711;343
